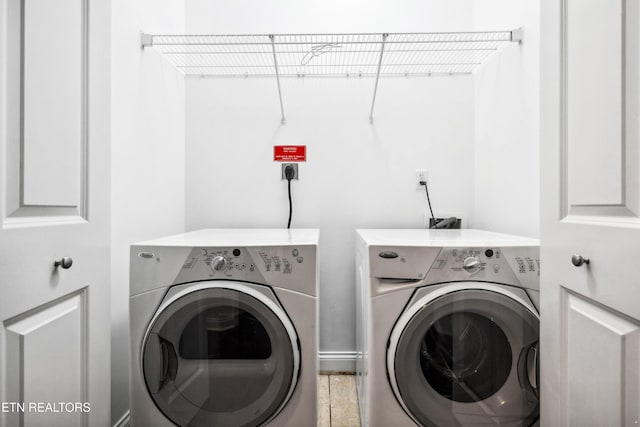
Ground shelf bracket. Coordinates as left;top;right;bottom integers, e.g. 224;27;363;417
269;34;286;124
140;33;153;49
369;33;388;123
510;27;523;44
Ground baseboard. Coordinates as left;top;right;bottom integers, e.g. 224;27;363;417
319;351;356;374
113;410;130;427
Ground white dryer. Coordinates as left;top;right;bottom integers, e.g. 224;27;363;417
356;229;540;427
129;229;318;427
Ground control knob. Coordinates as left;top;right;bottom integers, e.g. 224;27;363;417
210;255;228;271
462;256;481;272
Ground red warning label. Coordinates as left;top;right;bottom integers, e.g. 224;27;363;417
274;145;306;162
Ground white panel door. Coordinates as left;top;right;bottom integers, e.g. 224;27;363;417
541;0;640;425
0;0;110;426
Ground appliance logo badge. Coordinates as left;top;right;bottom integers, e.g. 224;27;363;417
138;252;155;259
379;251;399;259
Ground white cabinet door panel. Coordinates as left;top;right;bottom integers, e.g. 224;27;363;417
542;0;640;424
22;0;83;207
5;292;87;427
566;0;623;207
562;0;640;220
565;292;640;426
3;0;88;223
0;0;110;425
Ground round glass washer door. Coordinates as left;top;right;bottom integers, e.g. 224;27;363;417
142;282;299;427
388;286;539;427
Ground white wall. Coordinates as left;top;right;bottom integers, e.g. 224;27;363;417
185;0;476;368
110;0;186;424
473;1;540;238
186;0;474;34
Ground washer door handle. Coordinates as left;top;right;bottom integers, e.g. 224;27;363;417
144;336;176;392
160;341;170;383
526;342;539;397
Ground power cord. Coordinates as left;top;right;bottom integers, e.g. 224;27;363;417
420;180;437;228
285;165;295;229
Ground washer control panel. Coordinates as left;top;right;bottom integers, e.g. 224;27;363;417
199;247;306;274
199;248;259;274
425;246;540;290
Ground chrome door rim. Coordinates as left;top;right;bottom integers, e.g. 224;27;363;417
387;282;539;426
141;280;300;426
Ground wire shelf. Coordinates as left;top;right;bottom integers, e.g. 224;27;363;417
141;30;521;121
143;31;519;78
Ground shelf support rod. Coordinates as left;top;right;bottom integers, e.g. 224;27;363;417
510;27;523;43
269;34;286;124
369;33;388;123
140;33;153;49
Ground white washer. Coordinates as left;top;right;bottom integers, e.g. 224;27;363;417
129;229;319;427
356;229;540;427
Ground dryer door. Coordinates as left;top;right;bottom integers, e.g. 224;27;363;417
388;287;539;427
142;282;299;427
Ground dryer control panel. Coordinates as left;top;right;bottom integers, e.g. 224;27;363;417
171;245;317;295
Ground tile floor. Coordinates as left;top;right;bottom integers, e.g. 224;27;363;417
318;374;361;427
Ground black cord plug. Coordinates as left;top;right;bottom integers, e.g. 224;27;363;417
285;165;295;181
284;165;295;228
420;180;437;228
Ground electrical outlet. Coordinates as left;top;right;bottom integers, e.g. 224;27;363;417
281;163;299;180
416;169;427;190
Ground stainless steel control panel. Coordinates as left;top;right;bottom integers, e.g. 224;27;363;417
168;245;317;296
178;246;306;276
425;246;540;290
370;245;540;291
